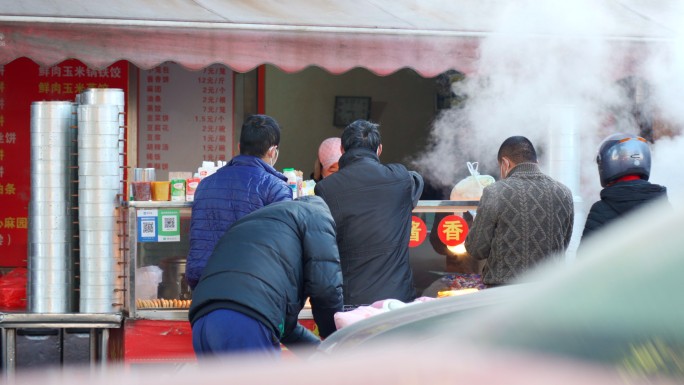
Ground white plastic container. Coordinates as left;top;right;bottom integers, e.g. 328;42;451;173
283;168;298;199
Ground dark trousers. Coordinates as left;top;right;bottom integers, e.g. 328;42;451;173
192;308;281;359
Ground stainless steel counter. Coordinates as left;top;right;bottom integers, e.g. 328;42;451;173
132;309;312;321
134;309;188;321
124;201;192;208
122;200;478;211
0;312;122;381
412;200;479;212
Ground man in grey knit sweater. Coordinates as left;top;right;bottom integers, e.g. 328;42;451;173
465;136;574;286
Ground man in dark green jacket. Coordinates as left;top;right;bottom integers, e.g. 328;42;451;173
188;196;343;359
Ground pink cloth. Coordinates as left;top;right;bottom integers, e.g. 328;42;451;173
334;306;385;329
334;297;436;329
318;137;342;171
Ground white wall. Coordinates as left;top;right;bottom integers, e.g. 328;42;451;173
264;65;438;176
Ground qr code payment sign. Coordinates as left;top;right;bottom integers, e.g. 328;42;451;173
137;208;180;243
162;214;178;232
141;219;156;237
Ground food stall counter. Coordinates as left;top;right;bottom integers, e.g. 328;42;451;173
115;200;479;365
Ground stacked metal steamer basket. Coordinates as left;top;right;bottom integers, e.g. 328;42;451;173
28;89;126;314
28;101;78;313
78;88;126;314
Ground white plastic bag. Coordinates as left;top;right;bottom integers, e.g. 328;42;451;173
135;265;163;299
450;162;495;201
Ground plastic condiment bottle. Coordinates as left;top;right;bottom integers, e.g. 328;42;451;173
283;168;298;199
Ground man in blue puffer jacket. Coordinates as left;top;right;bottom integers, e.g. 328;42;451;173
186;114;292;289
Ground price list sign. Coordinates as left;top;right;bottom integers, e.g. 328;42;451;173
0;58;128;267
139;63;233;178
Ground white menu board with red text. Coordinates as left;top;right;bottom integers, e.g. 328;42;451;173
139;63;233;179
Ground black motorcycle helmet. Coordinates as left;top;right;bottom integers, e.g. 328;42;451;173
596;133;651;188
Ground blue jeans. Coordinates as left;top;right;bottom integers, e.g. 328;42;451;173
192;309;281;359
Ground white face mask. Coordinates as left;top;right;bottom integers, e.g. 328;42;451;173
268;146;279;166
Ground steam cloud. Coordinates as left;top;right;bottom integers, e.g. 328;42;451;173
412;0;684;210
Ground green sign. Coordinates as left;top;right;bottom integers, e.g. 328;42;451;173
157;209;181;242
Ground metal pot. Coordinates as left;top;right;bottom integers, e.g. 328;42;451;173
80;88;125;108
77;134;120;149
77;104;120;123
158;257;192;300
31;101;76;120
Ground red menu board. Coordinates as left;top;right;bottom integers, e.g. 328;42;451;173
0;58;128;267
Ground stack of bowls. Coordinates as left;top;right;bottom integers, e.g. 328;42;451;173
77;103;122;313
28;101;77;313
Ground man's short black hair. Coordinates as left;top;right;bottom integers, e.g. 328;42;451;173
497;136;537;164
341;120;381;152
239;114;281;157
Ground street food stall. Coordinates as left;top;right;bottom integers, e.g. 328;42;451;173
110;199;480;364
0;0;680;371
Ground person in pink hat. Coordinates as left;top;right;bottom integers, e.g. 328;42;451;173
313;137;343;181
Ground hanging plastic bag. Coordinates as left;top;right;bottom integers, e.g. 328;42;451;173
450;162;495;201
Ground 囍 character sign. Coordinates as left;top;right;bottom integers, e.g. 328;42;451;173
409;216;427;248
437;215;469;247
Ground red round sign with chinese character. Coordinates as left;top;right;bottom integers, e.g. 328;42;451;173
408;216;427;248
437;215;469;247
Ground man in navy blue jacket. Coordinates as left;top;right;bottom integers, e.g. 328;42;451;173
186;114;292;289
314;120;423;306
